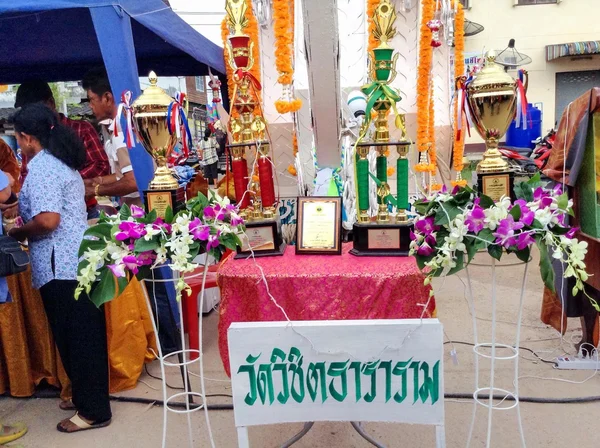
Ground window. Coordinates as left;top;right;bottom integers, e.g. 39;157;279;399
195;76;205;92
459;0;471;8
516;0;557;5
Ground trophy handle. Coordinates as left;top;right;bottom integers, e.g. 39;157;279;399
368;52;376;82
247;41;255;72
387;53;399;85
226;40;236;70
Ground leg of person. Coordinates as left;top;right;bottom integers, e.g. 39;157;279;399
41;280;112;432
0;423;28;445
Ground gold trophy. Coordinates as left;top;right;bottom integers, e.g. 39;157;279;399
465;50;527;202
132;71;185;218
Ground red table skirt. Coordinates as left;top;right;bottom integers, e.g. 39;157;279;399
217;243;435;376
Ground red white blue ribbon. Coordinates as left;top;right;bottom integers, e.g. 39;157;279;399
167;92;192;161
116;90;137;149
515;70;528;129
456;78;472;141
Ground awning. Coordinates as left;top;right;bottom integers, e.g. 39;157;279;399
546;40;600;62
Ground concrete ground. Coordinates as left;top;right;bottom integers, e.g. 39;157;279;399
2;252;599;447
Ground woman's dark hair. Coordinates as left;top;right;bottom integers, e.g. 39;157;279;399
11;103;86;171
203;127;211;142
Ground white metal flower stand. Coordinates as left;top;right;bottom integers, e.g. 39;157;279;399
464;256;529;448
141;262;216;448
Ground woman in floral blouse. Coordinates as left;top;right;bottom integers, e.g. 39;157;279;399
9;104;112;433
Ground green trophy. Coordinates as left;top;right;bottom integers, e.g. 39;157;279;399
351;0;413;257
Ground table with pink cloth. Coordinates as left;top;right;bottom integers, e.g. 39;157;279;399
217;243;435;376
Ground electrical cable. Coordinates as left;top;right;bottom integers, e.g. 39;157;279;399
444;340;556;365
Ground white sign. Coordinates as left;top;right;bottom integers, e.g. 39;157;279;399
229;319;445;447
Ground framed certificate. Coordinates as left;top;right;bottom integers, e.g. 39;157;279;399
296;196;342;255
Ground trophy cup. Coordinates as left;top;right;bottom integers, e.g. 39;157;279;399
132;72;185;218
225;0;286;258
465;51;527;202
351;0;413;256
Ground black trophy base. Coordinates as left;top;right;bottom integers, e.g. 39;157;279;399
477;171;516;203
235;217;287;259
350;221;414;257
143;187;185;218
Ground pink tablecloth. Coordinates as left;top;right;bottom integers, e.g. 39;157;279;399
217;243;435;376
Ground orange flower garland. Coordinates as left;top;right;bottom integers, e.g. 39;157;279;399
451;2;467;187
366;0;379;61
221;0;262;118
273;0;301;114
414;0;436;173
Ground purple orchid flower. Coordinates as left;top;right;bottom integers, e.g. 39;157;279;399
515;232;535;250
189;217;210;241
533;187;553;209
203;206;216;219
410;230;418;241
214;205;226;221
425;234;436;247
137;251;156;266
130;205;145;218
230;213;244;226
451;185;461;195
465;201;486;233
415;216;438;236
206;234;220;250
493;215;524;248
122;255;141;275
115;221;147;241
553;184;563;196
565;226;579;239
513;199;535;226
417;242;435;257
107;263;126;278
152;217;172;233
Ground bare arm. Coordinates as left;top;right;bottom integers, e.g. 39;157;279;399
9;212;60;242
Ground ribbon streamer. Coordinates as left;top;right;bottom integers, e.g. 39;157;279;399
116;90;137;149
515;69;528;130
167;92;193;162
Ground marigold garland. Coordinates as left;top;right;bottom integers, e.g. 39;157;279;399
366;0;379;62
221;0;262;118
414;0;436;173
428;82;437;174
273;0;301;113
451;2;467;187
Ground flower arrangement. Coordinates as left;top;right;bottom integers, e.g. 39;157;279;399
409;174;597;311
75;193;245;307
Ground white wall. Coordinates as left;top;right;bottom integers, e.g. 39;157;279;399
465;0;600;132
170;0;226;46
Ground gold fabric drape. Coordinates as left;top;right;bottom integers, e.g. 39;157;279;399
0;269;156;398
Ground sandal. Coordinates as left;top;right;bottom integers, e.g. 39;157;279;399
0;422;27;445
59;399;76;411
57;413;111;433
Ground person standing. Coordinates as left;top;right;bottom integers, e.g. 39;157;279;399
0;169;28;446
81;68;141;207
8;104;112;433
200;127;219;189
15;80;110;220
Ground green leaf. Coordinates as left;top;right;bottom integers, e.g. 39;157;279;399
209;246;223;262
509;204;521;221
119;204;131;220
89;268;117;308
164;206;174;224
527;172;542;187
478;228;495;244
453;189;472;206
487;244;503;260
434;202;461;226
552;226;570;235
84;223;113;240
531;219;544;229
116;275;129;296
134;237;160;253
465;239;480;263
515;246;531;263
557;192;569;211
447;253;465;276
78;238;107;257
537;240;555;292
514;181;533;202
478;195;495;210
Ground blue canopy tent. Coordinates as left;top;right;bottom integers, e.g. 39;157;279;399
0;0;227;194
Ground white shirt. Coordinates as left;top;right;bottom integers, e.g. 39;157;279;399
99;118;139;199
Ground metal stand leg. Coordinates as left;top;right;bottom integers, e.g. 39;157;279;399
351;422;386;448
465;259;529;448
280;422;315;448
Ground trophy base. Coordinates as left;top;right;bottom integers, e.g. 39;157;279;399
477;170;516;203
143;187;186;219
235;216;287;259
350;221;414;257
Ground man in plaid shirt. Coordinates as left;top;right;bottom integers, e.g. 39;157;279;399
15;80;110;219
